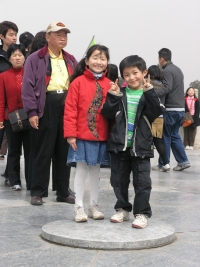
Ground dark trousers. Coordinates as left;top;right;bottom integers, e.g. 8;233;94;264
110;148;152;217
4;120;30;186
29;93;70;198
0;127;5;146
0;131;7;155
183;126;197;147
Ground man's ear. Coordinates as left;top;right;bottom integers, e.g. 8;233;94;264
0;34;3;40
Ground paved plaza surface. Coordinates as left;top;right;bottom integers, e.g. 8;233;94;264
0;149;200;267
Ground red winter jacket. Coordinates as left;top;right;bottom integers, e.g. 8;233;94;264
0;67;24;122
64;68;111;141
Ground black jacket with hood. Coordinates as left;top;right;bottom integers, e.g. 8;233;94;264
101;87;165;158
0;45;11;73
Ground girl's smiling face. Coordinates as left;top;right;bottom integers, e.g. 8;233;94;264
85;50;108;73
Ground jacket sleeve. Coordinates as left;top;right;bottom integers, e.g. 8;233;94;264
143;87;165;122
64;81;79;138
155;69;173;98
21;56;38;118
0;74;6;122
101;90;123;120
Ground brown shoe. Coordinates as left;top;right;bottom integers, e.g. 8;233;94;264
56;195;75;204
31;196;43;205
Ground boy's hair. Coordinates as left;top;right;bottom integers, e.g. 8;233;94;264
119;55;146;78
158;48;171;62
147;65;162;81
19;31;34;49
185;87;197;98
70;44;110;83
7;43;26;59
107;63;118;82
0;21;18;37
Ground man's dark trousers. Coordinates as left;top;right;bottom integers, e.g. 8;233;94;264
29;92;70;198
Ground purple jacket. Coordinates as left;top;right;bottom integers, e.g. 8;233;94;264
22;45;77;118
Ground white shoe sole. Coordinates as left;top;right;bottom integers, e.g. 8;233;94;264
75;217;87;223
110;217;130;223
88;214;104;220
132;223;147;229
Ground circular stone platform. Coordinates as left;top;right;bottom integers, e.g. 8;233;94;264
42;219;176;250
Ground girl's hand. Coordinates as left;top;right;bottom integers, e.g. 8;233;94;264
143;74;151;89
67;137;77;151
0;122;4;129
110;79;120;94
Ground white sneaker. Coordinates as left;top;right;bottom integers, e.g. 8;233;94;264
11;185;21;191
160;164;170;172
110;208;130;223
74;205;87;222
132;214;148;229
189;146;193;150
185;145;190;150
88;202;104;220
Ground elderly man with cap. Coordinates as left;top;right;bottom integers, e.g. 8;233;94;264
22;22;77;205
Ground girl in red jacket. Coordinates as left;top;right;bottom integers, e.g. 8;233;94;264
64;45;111;222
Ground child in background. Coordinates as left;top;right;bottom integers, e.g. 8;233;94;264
183;87;200;150
64;45;111;223
102;55;164;228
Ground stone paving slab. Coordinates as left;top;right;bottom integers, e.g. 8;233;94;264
0;149;200;266
42;219;176;250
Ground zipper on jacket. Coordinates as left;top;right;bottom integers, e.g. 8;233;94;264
143;115;152;131
122;100;128;151
132;126;137;156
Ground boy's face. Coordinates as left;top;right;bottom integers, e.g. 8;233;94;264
123;66;147;90
0;29;17;48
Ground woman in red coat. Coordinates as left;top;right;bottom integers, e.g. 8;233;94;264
0;44;30;190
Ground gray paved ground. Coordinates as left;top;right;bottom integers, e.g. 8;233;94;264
0;149;200;267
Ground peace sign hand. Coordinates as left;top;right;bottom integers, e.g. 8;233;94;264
110;79;120;94
143;74;151;89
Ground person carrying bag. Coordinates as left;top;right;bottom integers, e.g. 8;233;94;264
0;44;30;190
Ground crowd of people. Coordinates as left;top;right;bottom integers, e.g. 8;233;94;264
0;20;199;229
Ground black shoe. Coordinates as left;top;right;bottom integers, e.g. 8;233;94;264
0;155;5;160
56;195;75;204
68;188;76;197
1;172;5;177
31;196;43;205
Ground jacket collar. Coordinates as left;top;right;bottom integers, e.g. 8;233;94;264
38;45;74;61
84;67;107;81
162;61;172;69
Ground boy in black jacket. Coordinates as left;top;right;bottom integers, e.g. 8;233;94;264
102;55;164;228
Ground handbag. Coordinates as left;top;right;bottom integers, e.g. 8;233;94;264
8;109;29;132
183;99;194;127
